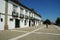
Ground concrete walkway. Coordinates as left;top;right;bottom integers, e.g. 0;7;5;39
9;26;45;40
18;25;60;40
0;25;60;40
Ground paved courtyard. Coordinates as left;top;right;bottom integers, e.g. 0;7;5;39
0;25;60;40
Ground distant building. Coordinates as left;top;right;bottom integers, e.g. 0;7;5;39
0;0;41;30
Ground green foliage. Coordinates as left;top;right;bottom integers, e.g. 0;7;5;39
55;18;60;25
43;19;51;25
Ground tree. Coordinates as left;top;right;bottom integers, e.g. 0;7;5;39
55;18;60;26
43;19;51;25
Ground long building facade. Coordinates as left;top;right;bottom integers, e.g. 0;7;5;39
0;0;42;30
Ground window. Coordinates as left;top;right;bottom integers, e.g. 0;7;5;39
25;10;28;14
12;4;18;17
12;11;18;17
29;12;31;16
20;8;24;14
24;20;27;25
13;4;18;9
25;15;28;19
10;18;13;21
20;14;24;18
21;19;23;22
1;18;3;22
29;12;31;14
13;4;18;13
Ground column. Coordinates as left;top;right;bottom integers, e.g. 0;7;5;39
4;0;8;30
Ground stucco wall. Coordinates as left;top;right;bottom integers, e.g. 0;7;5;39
8;2;13;15
0;15;5;30
0;0;5;13
20;19;29;28
8;16;15;29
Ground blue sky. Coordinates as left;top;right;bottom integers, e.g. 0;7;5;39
18;0;60;22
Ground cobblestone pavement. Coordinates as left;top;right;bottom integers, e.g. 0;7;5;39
0;25;60;40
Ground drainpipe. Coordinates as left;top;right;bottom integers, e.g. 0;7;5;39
4;0;8;30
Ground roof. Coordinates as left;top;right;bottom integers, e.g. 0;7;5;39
34;12;41;17
10;0;31;11
10;0;41;17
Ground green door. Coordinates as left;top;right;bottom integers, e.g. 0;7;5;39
15;19;20;28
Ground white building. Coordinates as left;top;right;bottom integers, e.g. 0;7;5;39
0;0;42;30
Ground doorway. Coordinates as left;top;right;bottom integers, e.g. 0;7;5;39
29;21;31;27
15;19;20;28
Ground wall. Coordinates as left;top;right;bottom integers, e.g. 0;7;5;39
7;1;15;29
8;2;13;15
0;0;5;30
20;19;29;28
0;0;5;13
0;15;5;30
8;16;15;29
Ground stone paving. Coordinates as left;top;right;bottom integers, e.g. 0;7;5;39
18;33;60;40
0;25;60;40
18;25;60;40
0;25;42;40
0;30;26;40
10;26;42;32
36;25;60;33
